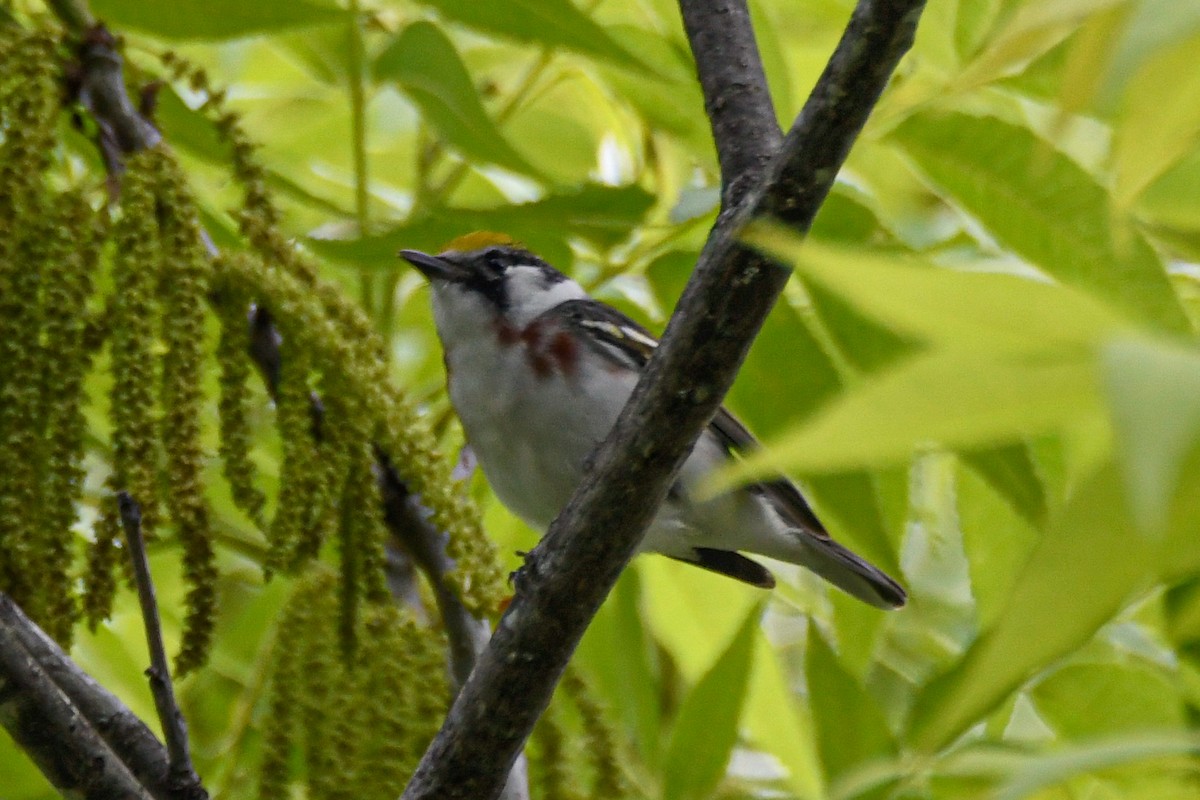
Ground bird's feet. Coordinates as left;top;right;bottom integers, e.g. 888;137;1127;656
508;548;542;597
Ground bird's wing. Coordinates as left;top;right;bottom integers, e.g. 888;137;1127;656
552;298;828;538
707;408;829;538
554;298;659;369
548;299;905;606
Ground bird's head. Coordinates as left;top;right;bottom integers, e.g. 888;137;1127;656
400;234;586;337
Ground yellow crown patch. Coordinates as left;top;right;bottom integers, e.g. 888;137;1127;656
440;231;521;253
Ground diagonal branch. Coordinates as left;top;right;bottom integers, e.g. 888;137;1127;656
0;593;166;800
678;0;781;209
400;1;927;797
118;492;205;798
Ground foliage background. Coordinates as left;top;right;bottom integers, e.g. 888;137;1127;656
4;0;1200;797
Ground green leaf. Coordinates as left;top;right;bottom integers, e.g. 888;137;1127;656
1101;336;1200;535
954;0;1004;60
713;347;1101;486
908;465;1157;753
1055;5;1130;119
595;26;706;142
417;0;648;70
154;88;227;162
307;184;654;267
952;0;1129;91
1138;149;1200;232
1114;32;1200;209
808;472;903;579
1032;662;1186;737
374;22;541;178
956;461;1040;630
958;442;1047;527
806;628;897;781
809;189;893;245
91;0;346;40
662;605;762;800
808;282;918;374
995;732;1200;800
646;250;700;313
748;230;1131;355
577;570;665;769
891;112;1190;333
742;645;825;799
729;301;841;429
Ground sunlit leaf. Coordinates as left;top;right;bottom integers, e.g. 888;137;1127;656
808;472;903;579
1113;32;1200;210
807;282;917;375
1102;336;1200;535
808;190;893;245
908;466;1156;753
1032;662;1186;737
91;0;346;40
416;0;648;70
662;605;762;800
952;0;1129;91
995;732;1200;800
1054;4;1129;119
743;644;825;800
956;462;1040;630
374;22;541;177
307;184;654;267
577;571;665;769
1137;149;1200;233
713;348;1101;487
959;442;1047;527
891;112;1190;333
595;26;706;142
954;0;1004;60
747;229;1131;353
806;628;897;781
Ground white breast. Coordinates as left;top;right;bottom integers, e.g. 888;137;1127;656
437;294;638;529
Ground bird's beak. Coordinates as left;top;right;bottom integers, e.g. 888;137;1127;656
399;249;468;283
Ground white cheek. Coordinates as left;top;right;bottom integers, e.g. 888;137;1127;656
431;284;494;344
505;270;586;326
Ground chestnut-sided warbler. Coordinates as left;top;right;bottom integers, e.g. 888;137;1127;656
401;234;906;609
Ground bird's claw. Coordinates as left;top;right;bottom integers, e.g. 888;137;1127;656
508;548;540;596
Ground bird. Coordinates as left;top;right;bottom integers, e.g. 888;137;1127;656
400;233;906;609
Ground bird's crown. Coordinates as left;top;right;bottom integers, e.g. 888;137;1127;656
439;230;521;254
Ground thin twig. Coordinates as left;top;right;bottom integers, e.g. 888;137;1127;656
117;491;203;795
400;1;928;797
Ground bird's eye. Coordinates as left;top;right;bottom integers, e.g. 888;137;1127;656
484;252;506;277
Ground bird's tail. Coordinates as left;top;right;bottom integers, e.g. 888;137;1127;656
788;534;907;609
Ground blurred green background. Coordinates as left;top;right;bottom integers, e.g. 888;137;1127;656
5;0;1200;797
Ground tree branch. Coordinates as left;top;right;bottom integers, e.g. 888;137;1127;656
400;1;927;797
0;594;157;800
678;0;781;209
118;492;205;798
1;595;184;798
